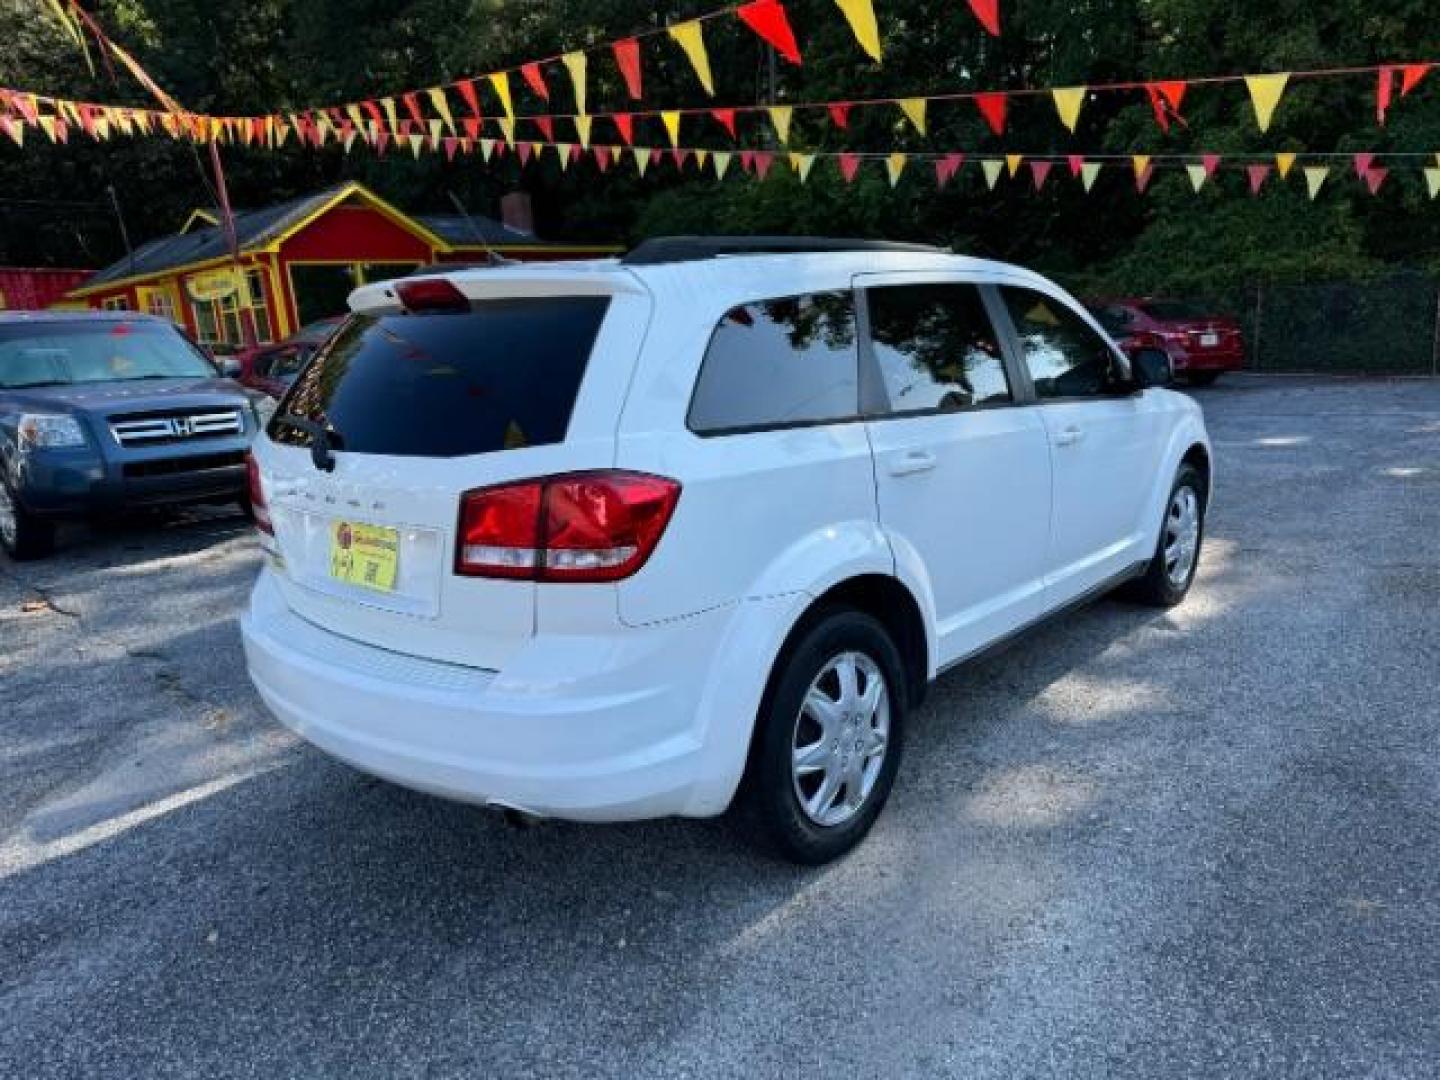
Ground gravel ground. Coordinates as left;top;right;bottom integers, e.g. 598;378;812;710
1;375;1437;1079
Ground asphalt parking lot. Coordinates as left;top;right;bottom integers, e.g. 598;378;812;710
2;374;1437;1078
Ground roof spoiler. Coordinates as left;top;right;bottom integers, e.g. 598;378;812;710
620;236;949;266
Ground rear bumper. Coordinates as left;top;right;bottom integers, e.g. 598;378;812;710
241;569;791;822
1168;347;1245;372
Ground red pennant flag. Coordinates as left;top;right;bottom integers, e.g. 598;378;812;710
397;118;414;139
521;63;550;101
711;108;737;138
740;149;756;173
373;130;389;155
967;0;1000;36
1202;153;1221;178
828;103;852;129
1401;63;1431;95
837;153;863;183
974;93;1007;135
1377;66;1396;124
612;113;634;144
361;100;384;127
569;143;583;163
457;80;482;120
1135;164;1155;194
1031;160;1053;190
736;0;802;65
594;146;611;172
1353;152;1375;178
1247;164;1271;195
935;152;964;186
517;142;533;164
463;117;482;140
1146;81;1188;132
671;147;691;169
753;151;775;179
443;137;460;161
1066;154;1085;178
251;117;266;144
1364;166;1388;195
613;38;643;100
402;92;425;126
534;116;555;142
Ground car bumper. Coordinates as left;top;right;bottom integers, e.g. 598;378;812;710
241;569;789;822
1169;347;1245;372
15;440;249;516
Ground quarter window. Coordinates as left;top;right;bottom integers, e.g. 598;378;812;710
688;292;858;433
865;284;1010;413
1001;287;1118;399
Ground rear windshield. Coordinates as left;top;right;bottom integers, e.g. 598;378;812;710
0;320;214;388
1138;300;1211;322
270;297;610;458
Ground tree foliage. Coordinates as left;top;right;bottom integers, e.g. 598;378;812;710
1;0;1438;298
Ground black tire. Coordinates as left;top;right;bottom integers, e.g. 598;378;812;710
0;477;57;561
1186;371;1220;386
1122;463;1206;607
734;608;907;865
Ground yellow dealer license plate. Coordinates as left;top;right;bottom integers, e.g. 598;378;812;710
329;520;399;593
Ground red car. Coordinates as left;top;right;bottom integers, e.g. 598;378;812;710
1088;299;1244;385
227;316;345;399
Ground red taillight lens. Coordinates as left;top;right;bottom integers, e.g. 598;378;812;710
455;471;681;582
395;278;469;313
246;452;273;536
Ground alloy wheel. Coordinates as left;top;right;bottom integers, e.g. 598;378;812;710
1164;484;1201;588
791;650;890;827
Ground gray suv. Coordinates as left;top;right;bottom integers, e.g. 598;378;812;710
0;311;262;559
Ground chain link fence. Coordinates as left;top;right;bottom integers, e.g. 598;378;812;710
1186;272;1440;375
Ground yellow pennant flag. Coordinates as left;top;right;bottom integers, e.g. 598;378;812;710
609;144;623;165
489;72;514;120
1080;161;1102;192
1246;73;1289;133
660;110;682;147
1275;151;1297;178
833;0;883;62
273;119;289;147
1303;164;1328;199
408;132;424;157
561;51;587;116
1186;164;1209;192
668;20;715;95
380;97;399;133
343;127;358;152
479;137;496;161
38;115;58;143
980;158;1003;189
557;143;573;170
768;105;793;143
634;146;652;176
897;98;926;135
497;116;515;144
428;87;456;135
790;152;816;181
713;150;733;179
1051;87;1086;132
1132;154;1151;180
427;118;444;145
346;103;366;131
886;152;907;186
2;118;24;147
1005;153;1023;177
1425;167;1440;199
696;148;710;169
574;114;593;149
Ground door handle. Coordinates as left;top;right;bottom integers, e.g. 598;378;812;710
1054;425;1086;448
888;449;938;477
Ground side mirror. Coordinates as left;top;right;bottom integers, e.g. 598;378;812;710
217;356;243;379
1130;347;1173;390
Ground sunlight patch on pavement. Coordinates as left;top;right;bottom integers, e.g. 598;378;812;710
1254;435;1311;447
966;765;1096;828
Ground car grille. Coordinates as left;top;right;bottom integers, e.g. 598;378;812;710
122;450;247;479
110;409;245;447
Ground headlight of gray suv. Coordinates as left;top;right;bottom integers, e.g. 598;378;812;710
18;413;87;450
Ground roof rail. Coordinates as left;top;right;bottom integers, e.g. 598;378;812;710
620;235;949;266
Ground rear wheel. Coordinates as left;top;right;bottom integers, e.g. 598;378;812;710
1122;463;1205;607
735;609;907;864
0;478;56;561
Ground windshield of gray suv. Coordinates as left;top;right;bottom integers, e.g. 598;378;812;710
0;320;215;389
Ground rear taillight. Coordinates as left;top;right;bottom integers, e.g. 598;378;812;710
246;452;273;536
456;471;681;582
395;278;468;313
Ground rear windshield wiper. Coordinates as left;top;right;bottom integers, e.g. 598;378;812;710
273;412;344;473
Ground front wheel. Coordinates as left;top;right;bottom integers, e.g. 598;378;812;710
735;608;907;864
1122;463;1206;607
0;478;56;561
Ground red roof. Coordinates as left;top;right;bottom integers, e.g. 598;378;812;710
0;267;93;310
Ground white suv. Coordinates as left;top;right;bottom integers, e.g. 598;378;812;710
241;238;1210;863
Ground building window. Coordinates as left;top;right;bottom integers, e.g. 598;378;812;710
244;269;275;342
138;287;178;323
101;296;129;311
191;294;242;346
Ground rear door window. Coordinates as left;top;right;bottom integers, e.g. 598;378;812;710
687;291;857;433
271;297;609;457
865;284;1011;413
